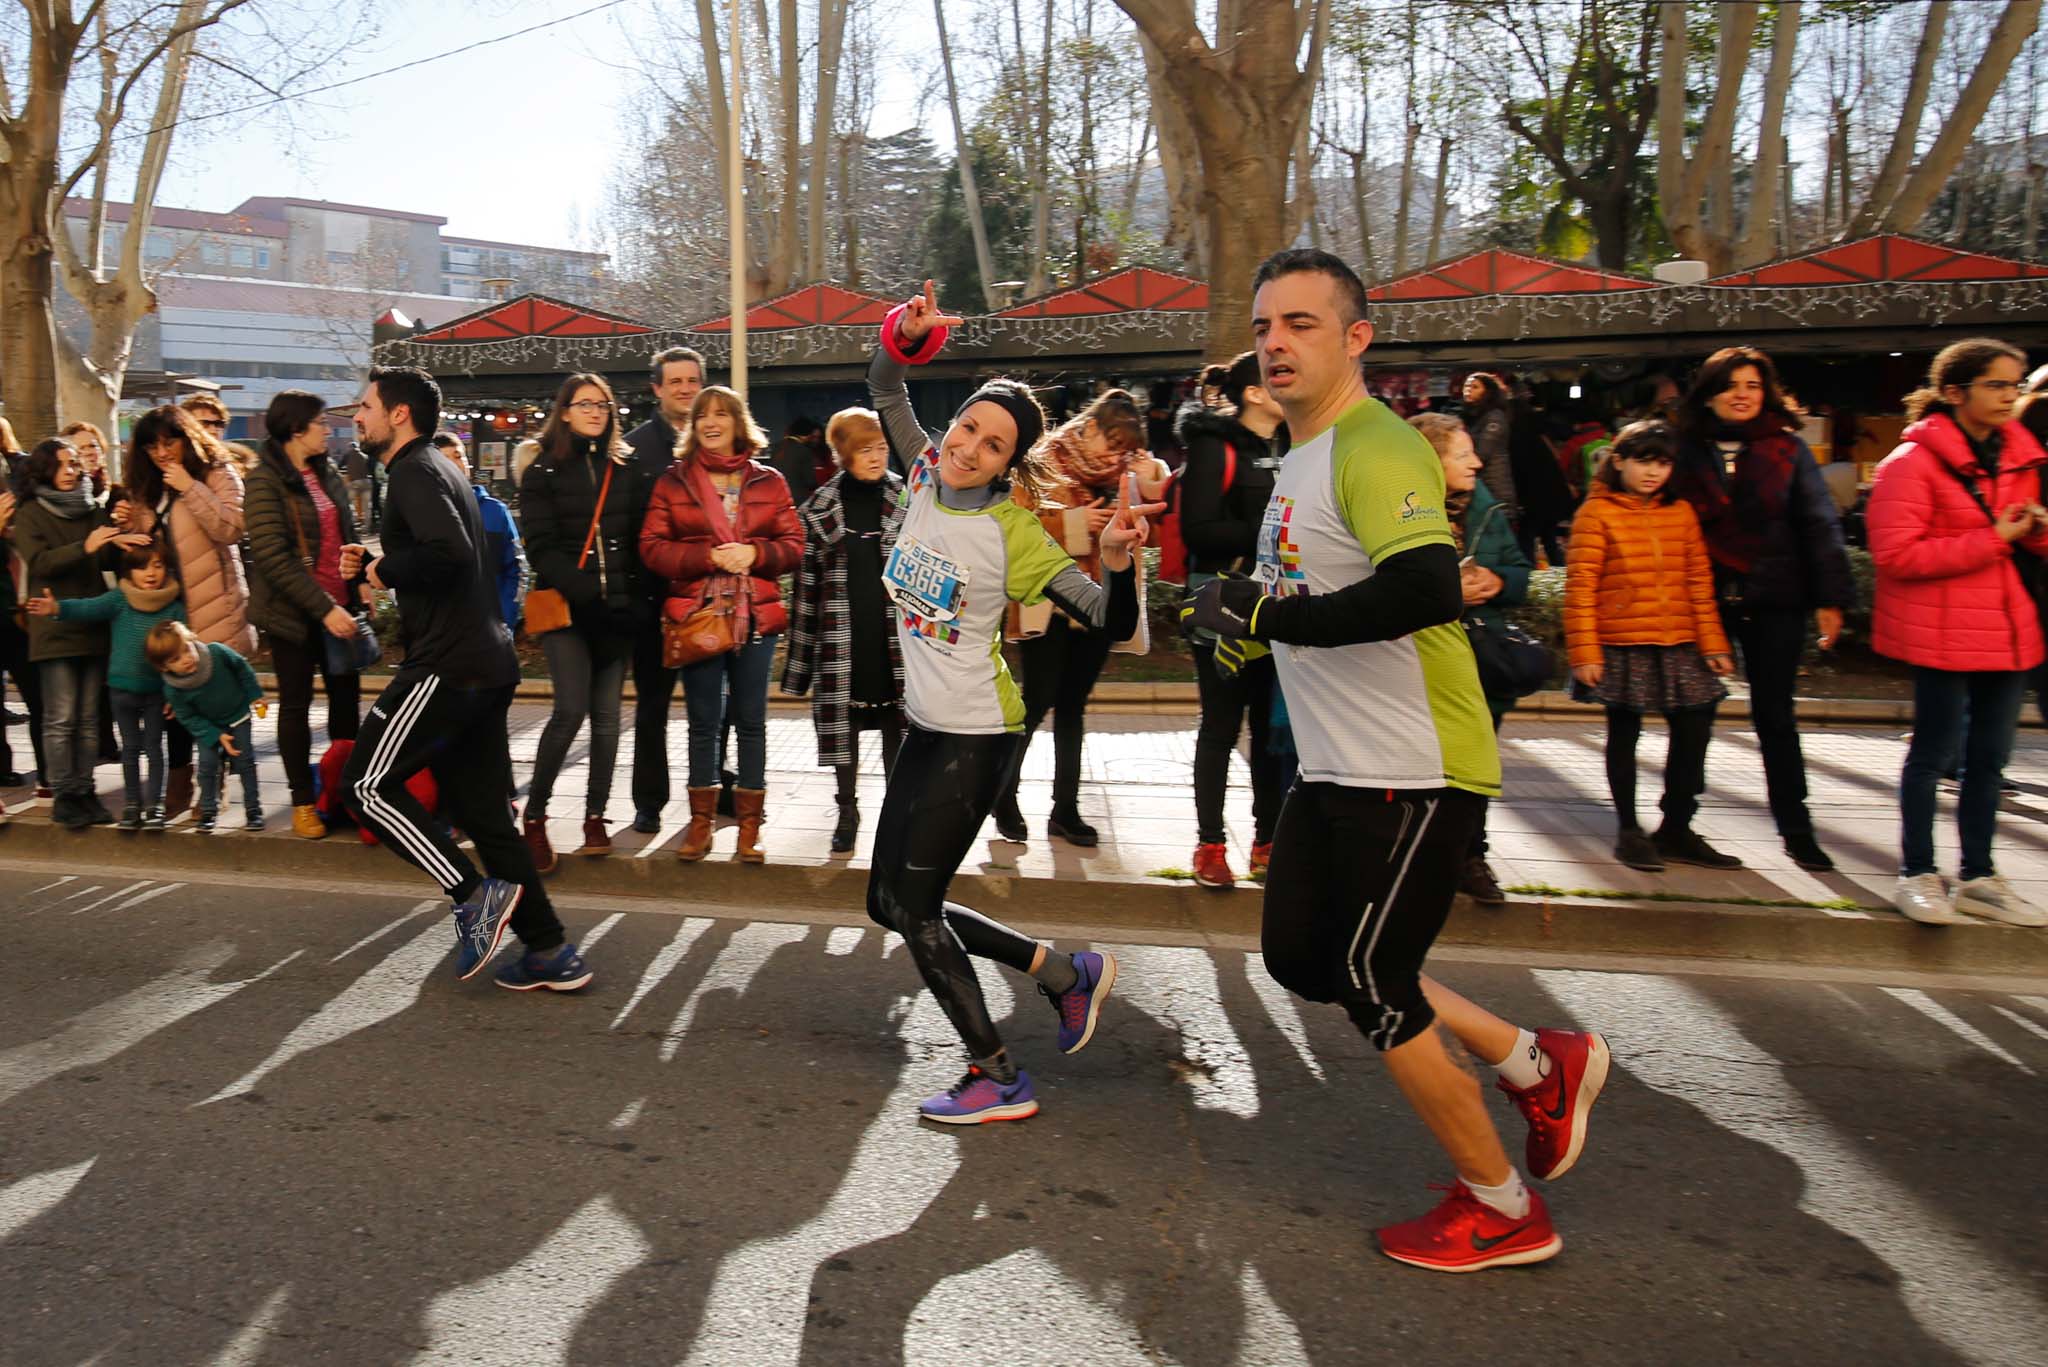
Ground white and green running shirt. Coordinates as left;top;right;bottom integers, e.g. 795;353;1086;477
883;444;1072;732
1254;397;1502;797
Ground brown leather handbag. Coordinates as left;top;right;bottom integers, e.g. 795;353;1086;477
660;462;754;667
523;460;613;637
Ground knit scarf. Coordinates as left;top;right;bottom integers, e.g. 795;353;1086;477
1041;428;1126;494
163;641;214;691
694;446;751;474
1673;414;1803;576
34;481;101;520
120;582;181;614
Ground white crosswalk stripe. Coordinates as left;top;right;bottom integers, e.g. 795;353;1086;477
611;917;714;1030
1880;987;2035;1075
0;1158;96;1243
658;922;809;1062
1537;969;2048;1367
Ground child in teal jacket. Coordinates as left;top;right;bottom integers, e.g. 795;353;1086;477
147;620;265;832
27;543;186;828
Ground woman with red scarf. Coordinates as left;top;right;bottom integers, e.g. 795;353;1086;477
1671;347;1854;873
640;386;802;862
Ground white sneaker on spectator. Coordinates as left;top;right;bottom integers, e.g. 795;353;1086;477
1952;875;2048;927
1893;874;1962;925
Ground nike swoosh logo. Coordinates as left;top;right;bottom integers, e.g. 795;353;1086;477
1544;1075;1569;1122
1472;1223;1531;1251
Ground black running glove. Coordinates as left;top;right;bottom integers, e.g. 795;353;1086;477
1181;575;1267;641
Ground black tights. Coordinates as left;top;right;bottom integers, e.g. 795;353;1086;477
1605;704;1717;833
834;707;905;806
867;725;1043;1060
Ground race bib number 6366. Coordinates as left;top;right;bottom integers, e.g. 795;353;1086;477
884;537;969;621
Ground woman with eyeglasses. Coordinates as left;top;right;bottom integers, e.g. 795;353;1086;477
518;373;651;872
1669;346;1855;874
1869;338;2048;929
245;390;366;839
122;404;255;820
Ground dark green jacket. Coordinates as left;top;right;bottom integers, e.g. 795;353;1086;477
164;642;262;747
11;497;113;662
56;585;186;694
1462;482;1533;635
245;442;359;646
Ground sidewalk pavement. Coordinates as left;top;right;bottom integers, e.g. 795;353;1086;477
7;702;2048;975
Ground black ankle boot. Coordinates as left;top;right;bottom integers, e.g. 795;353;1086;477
994;796;1028;843
1047;806;1098;848
831;801;859;853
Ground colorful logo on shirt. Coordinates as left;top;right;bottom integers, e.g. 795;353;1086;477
907;446;938;498
884;536;968;621
1255;496;1307;595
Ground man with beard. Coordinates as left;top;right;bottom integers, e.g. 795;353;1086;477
340;366;593;992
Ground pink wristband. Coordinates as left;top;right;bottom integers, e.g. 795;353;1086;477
880;303;948;366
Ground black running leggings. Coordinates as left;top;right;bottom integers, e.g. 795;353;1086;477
866;724;1043;1060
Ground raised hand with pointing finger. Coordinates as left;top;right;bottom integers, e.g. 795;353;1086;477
1098;471;1166;573
894;279;964;349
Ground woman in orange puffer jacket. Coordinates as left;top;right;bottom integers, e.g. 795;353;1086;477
1565;420;1736;874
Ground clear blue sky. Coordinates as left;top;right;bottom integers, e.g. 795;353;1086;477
149;0;938;255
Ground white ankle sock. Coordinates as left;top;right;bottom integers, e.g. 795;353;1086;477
1493;1028;1551;1090
1465;1169;1531;1219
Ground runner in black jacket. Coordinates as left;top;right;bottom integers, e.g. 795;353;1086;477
342;365;594;992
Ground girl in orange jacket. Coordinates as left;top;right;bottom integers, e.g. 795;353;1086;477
1565;420;1737;873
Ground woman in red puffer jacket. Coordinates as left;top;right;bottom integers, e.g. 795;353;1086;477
639;385;802;863
1868;337;2048;930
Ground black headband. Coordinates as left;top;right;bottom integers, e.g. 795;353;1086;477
956;385;1044;464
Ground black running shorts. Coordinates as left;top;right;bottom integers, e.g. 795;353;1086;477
1259;783;1481;1051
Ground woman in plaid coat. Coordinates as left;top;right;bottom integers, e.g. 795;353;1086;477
781;407;907;852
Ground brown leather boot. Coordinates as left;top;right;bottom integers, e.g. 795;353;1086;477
163;765;194;821
677;786;718;861
523;817;558;875
734;787;766;864
576;815;611;857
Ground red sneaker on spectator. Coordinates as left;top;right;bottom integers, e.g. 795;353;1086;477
1248;841;1273;883
1192;842;1235;889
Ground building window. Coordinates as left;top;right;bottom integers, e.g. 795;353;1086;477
255;248;271;269
145;232;174;262
229;244;254;268
202;240;227;265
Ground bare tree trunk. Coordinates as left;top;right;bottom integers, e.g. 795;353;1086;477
769;0;802;290
807;0;848;282
1123;116;1152;227
1882;1;2043;232
1735;1;1800;269
0;12;87;443
1654;0;1687;251
1137;26;1204;272
2026;161;2045;258
1392;14;1419;275
840;131;864;288
935;0;999;309
1426;133;1451;264
693;0;733;167
1119;0;1327;358
1843;1;1950;237
1671;2;1761;271
1836;102;1855;235
1029;0;1056;293
1076;0;1098;276
1820;120;1837;236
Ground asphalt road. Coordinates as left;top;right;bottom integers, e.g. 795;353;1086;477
3;863;2044;1366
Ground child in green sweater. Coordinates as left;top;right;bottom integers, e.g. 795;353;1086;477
146;620;265;833
26;543;186;829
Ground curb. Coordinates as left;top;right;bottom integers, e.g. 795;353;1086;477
10;819;2043;976
251;672;1932;724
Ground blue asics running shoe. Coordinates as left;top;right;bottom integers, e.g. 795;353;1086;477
452;878;522;980
494;943;595;993
918;1066;1039;1124
1043;950;1117;1054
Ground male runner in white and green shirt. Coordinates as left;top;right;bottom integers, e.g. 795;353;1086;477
1185;249;1612;1272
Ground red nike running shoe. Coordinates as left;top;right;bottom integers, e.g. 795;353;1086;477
1377;1183;1561;1273
1498;1028;1610;1182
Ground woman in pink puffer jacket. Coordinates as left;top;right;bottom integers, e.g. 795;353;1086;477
1867;337;2048;930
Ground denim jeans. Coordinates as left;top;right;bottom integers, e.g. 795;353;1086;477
39;656;105;798
527;628;627;819
681;634;777;789
196;718;262;819
110;687;167;808
1900;666;2026;879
